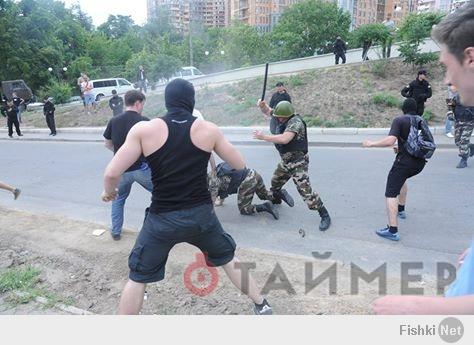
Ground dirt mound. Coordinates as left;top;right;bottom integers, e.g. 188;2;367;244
0;206;436;314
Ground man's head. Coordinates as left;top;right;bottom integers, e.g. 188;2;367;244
417;69;427;81
139;65;144;70
43;96;49;102
432;1;474;105
273;101;294;122
6;100;13;107
275;82;285;93
124;90;146;114
12;92;17;97
164;78;195;113
112;89;117;96
337;36;341;40
402;98;418;115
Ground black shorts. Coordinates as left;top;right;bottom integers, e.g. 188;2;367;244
128;203;236;284
385;156;425;198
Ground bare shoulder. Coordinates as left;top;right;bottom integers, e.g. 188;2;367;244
192;119;220;136
130;118;166;136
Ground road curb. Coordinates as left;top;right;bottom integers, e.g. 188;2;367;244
0;136;457;149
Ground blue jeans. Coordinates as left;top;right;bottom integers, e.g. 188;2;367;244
111;167;153;235
445;117;454;134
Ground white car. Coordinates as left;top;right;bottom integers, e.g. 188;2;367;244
170;66;205;81
90;78;135;101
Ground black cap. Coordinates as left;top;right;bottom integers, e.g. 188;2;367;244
275;82;284;87
418;69;427;75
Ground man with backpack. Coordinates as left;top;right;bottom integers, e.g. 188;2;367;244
363;98;435;241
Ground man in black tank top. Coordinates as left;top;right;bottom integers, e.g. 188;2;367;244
102;79;272;315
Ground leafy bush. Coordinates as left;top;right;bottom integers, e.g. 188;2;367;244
372;92;401;108
40;81;73;104
371;60;388;78
288;75;304;87
303;116;323;127
423;109;434;122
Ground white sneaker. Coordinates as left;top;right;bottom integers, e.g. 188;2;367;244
446;133;454;138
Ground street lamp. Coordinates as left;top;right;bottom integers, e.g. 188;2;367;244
48;66;68;81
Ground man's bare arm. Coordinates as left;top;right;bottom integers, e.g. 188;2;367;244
103;127;143;196
373;295;474;315
363;136;397;148
254;130;295;145
213;127;245;170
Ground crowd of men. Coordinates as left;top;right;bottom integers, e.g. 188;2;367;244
1;2;473;316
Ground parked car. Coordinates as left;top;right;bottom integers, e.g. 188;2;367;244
1;79;35;103
89;78;135;101
170;66;205;81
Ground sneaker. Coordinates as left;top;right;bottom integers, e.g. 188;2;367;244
8;135;13;138
398;211;407;219
18;134;23;137
446;132;454;138
12;188;21;200
253;299;272;315
376;227;400;241
111;233;121;241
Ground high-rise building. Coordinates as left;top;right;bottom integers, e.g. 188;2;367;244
147;0;229;32
229;0;303;33
351;0;416;28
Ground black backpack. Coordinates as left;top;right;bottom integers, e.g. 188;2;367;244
404;115;436;159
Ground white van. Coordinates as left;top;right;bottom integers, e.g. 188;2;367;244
90;78;135;101
170;66;204;81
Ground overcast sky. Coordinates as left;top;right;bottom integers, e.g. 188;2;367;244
62;0;147;26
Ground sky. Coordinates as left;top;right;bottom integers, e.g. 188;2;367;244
62;0;147;26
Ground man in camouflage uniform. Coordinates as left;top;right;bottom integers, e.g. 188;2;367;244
255;100;332;231
452;94;474;168
208;162;294;219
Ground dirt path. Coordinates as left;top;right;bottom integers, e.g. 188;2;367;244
0;206;437;315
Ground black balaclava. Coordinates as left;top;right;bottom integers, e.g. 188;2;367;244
402;98;418;115
164;78;195;116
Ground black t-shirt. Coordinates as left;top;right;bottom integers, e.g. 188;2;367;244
388;115;424;164
103;111;150;172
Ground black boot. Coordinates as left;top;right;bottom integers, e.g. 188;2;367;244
279;189;295;207
318;206;331;231
469;144;474;157
256;201;279;220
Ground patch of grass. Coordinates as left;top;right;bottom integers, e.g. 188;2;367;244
422;109;434;122
303;116;323;127
371;60;388;78
372;92;402;108
0;266;72;308
288;75;304;87
0;266;40;293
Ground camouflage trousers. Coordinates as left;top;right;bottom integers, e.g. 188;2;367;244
270;154;324;211
238;169;271;215
454;120;474;157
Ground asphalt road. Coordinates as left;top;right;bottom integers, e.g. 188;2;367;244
1;140;472;275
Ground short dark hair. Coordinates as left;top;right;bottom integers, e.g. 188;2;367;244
432;1;474;63
275;82;284;87
418;69;427;76
124;90;146;106
402;98;418;114
43;95;49;101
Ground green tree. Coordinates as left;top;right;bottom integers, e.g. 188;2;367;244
270;0;351;59
398;12;444;68
97;14;136;39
